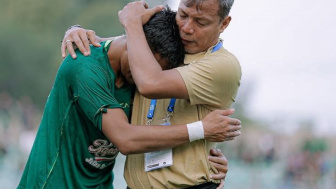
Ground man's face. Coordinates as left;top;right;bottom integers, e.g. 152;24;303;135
122;53;169;84
176;0;230;54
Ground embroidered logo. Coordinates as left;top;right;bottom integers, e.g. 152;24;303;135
86;139;119;169
120;102;130;109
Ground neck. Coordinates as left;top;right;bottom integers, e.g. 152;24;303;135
107;35;127;88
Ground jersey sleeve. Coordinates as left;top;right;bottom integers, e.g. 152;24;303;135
176;52;241;110
70;57;122;131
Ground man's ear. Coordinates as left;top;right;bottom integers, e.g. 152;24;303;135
219;16;232;33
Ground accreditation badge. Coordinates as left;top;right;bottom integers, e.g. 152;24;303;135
144;120;173;172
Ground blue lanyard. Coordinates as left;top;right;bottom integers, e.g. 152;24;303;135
147;99;157;120
147;98;176;120
211;41;222;53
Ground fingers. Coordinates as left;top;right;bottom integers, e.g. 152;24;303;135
68;33;85;59
224;125;241;141
210;148;222;156
224;137;235;141
119;1;164;26
141;0;148;9
209;148;228;181
65;39;77;59
210;167;227;183
219;108;235;116
223;116;242;141
227;125;242;135
62;29;83;59
202;109;242;142
209;161;227;177
211;171;226;180
230;118;241;126
150;5;165;14
209;149;226;163
139;5;164;25
223;129;241;141
141;5;164;25
209;149;227;189
212;109;241;126
216;179;225;189
61;36;77;58
216;108;241;126
61;40;67;58
77;32;91;56
209;149;227;171
61;27;99;59
87;30;101;47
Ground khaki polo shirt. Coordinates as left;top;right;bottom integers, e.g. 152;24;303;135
124;40;242;189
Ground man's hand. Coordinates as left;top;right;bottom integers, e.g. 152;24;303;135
202;109;241;142
118;1;164;28
209;149;228;189
61;27;102;59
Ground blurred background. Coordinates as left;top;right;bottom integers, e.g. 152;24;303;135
0;0;335;188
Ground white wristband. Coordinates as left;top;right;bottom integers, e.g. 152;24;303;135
186;121;204;142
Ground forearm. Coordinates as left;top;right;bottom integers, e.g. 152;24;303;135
102;109;241;155
118;125;189;155
102;109;189;155
124;23;164;90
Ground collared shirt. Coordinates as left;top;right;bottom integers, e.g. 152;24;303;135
125;39;242;189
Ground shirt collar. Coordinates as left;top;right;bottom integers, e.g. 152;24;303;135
183;39;223;65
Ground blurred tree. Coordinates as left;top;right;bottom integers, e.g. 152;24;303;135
0;25;57;107
0;0;167;108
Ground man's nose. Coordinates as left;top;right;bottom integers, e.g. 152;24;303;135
181;20;195;34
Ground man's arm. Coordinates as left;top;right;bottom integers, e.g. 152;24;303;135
60;4;189;99
102;108;241;155
119;2;189;99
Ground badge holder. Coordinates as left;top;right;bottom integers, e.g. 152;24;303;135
144;99;175;172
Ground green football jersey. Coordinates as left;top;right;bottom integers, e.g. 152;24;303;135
18;41;134;189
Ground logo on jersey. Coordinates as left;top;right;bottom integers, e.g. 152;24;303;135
86;139;119;169
119;102;130;109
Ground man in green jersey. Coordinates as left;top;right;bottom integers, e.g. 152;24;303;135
18;7;241;189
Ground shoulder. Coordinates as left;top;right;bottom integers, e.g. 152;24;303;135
206;48;240;69
177;48;241;78
56;49;112;87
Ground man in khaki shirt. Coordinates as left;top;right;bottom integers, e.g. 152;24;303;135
118;1;241;188
124;42;241;189
61;1;242;188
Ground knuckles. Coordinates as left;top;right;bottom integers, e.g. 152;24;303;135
86;30;95;35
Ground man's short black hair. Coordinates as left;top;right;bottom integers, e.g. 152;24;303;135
143;6;185;69
184;0;234;21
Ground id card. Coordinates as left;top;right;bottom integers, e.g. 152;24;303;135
145;121;173;172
